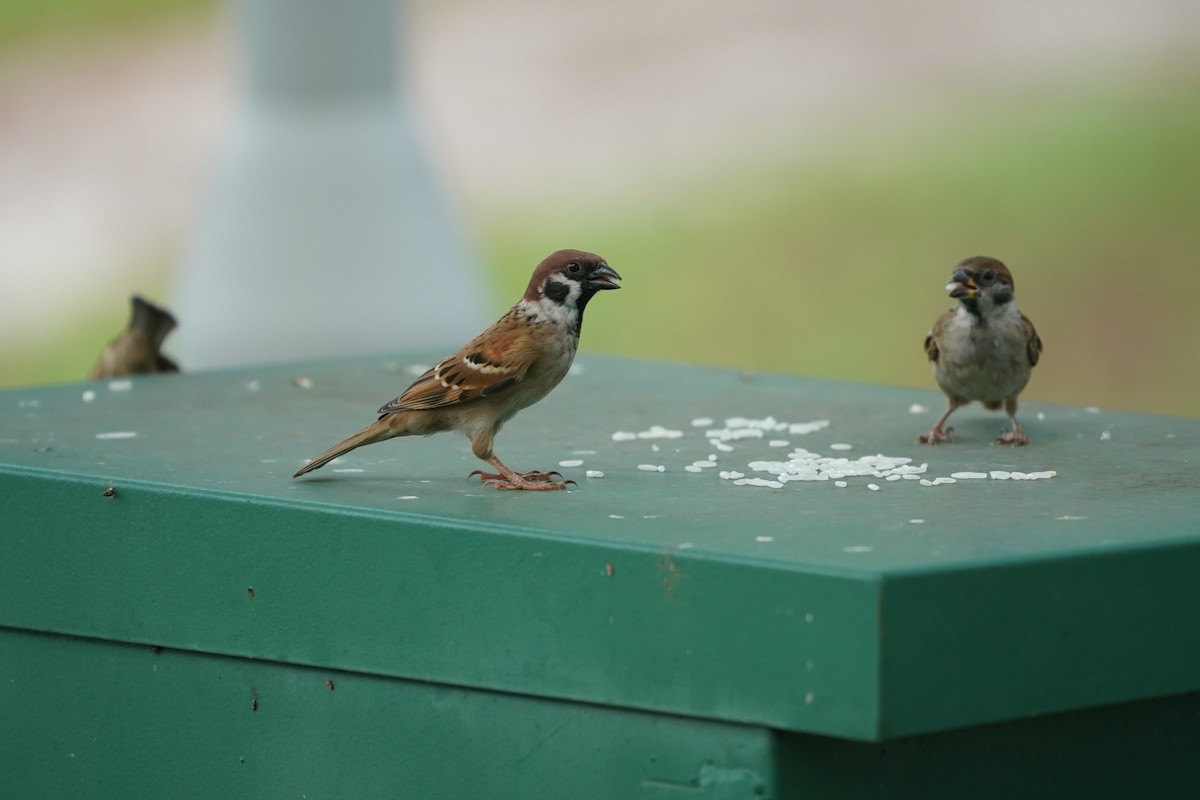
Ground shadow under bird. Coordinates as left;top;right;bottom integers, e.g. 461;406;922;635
920;256;1042;446
293;249;621;490
88;295;179;379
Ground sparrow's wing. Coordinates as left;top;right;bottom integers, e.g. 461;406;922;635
924;311;953;362
379;313;536;414
1022;314;1042;367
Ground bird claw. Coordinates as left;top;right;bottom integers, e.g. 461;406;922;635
469;469;572;490
919;427;954;445
480;476;573;491
521;470;563;482
994;430;1030;446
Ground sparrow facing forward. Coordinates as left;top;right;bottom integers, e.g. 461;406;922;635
920;256;1043;446
293;249;621;490
88;295;179;379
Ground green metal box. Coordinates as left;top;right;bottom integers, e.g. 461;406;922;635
3;356;1198;798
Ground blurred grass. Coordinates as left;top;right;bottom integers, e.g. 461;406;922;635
482;75;1200;418
2;35;1197;419
0;0;213;48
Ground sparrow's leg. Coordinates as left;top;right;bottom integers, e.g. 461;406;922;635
919;399;959;444
994;397;1031;446
467;429;572;490
471;455;573;491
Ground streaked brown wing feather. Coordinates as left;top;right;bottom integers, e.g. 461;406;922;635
1022;313;1042;367
378;312;536;415
924;311;952;362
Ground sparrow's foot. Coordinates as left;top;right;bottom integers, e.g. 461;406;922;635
994;429;1030;446
517;470;564;482
919;427;954;445
469;469;563;483
485;476;575;491
469;469;572;490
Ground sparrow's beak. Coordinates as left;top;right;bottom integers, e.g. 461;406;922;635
586;263;622;291
946;271;977;299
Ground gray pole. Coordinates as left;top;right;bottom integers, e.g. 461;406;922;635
173;0;484;370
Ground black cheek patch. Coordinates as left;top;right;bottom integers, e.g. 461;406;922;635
543;280;571;304
994;287;1014;306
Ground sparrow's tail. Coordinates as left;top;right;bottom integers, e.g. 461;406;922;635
129;295;178;349
293;419;393;478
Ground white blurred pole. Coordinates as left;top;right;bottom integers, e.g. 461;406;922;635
172;0;484;370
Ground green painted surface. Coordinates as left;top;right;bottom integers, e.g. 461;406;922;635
2;355;1199;741
780;691;1200;799
4;629;1197;799
0;629;775;799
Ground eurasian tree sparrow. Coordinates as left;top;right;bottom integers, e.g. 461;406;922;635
293;250;621;489
88;295;179;379
920;256;1042;445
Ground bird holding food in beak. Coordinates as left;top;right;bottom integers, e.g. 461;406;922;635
920;256;1042;446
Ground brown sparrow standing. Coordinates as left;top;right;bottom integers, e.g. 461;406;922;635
88;295;180;379
293;250;621;490
920;256;1042;446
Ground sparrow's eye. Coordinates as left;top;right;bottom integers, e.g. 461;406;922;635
566;261;582;275
981;268;996;281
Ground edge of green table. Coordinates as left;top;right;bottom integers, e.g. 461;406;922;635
3;354;1198;741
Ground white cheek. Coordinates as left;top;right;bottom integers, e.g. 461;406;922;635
520;295;580;329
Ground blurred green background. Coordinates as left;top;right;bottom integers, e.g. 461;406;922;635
2;0;1198;418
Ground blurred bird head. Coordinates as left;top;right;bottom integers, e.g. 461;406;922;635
945;256;1015;314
